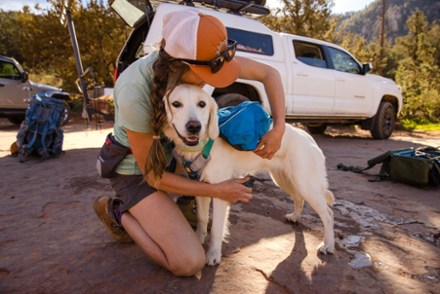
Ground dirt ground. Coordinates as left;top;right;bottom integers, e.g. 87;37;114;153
0;114;439;294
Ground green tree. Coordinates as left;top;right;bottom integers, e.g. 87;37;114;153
394;10;440;122
0;0;128;94
337;32;369;62
262;0;334;41
0;11;22;60
68;0;130;89
332;26;398;79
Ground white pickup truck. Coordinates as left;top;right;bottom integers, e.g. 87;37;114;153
113;0;403;139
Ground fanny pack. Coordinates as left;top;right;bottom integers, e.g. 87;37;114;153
96;133;131;178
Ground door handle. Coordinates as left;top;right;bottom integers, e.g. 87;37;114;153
0;84;4;87
297;73;309;77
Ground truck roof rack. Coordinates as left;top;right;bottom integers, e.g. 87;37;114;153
111;0;270;28
151;0;270;16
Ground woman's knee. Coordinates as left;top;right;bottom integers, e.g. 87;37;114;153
169;252;206;277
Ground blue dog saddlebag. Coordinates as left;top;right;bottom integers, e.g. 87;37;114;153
217;101;272;151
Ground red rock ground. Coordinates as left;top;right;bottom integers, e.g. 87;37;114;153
0;116;439;293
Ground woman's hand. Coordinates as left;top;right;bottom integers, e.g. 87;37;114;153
212;177;253;203
253;124;285;160
236;57;286;160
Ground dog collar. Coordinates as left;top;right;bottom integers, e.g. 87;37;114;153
201;139;214;159
180;139;214;180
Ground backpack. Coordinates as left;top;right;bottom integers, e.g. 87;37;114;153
15;92;66;162
217;101;272;151
337;146;440;187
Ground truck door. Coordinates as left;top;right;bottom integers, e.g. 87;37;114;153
290;40;335;115
326;46;372;115
0;59;30;109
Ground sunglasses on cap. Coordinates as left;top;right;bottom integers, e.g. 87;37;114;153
169;39;237;74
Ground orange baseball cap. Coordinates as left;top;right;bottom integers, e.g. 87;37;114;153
162;10;240;88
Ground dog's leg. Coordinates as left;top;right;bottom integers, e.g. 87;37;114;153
271;169;335;254
270;171;304;222
285;196;305;223
302;188;335;255
319;189;335;253
320;206;335;254
195;196;210;244
206;198;230;265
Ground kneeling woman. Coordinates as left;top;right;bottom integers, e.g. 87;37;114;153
94;9;285;276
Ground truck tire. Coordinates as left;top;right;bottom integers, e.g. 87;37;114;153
7;115;25;125
242;0;266;6
370;101;396;140
216;93;250;108
306;124;327;134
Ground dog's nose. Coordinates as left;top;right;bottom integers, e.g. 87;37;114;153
186;120;201;134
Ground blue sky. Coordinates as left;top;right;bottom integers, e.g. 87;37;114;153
0;0;376;14
0;0;52;11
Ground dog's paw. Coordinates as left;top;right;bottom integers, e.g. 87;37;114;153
317;241;335;255
285;212;299;223
206;247;222;266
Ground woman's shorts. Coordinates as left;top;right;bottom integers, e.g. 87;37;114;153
110;158;177;213
109;174;157;213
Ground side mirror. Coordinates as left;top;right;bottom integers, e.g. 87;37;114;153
21;72;29;82
362;63;372;75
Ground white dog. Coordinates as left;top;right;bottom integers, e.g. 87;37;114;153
163;84;335;265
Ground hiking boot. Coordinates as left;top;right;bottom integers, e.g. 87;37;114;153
177;196;198;229
177;196;212;231
93;196;133;243
10;141;19;156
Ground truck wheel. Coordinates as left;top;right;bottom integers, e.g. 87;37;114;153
7;115;25;125
370;101;396;139
216;93;249;108
306;124;327;134
253;0;266;6
236;0;266;6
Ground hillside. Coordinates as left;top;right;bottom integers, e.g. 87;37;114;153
336;0;440;43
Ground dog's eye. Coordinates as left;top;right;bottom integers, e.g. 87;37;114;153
172;101;182;108
198;101;206;108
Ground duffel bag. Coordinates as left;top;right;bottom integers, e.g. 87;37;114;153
337;146;440;187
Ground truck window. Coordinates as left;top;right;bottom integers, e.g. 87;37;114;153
227;27;274;56
327;47;362;74
293;41;327;69
0;61;21;80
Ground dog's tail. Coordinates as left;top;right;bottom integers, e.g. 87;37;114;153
325;190;335;206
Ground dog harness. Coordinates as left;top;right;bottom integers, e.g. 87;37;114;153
174;139;214;180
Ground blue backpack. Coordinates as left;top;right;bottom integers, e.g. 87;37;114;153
217;101;272;151
16;92;65;162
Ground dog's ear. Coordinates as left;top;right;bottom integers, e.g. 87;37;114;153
207;95;219;139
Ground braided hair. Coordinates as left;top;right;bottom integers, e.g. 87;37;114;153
144;42;189;182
